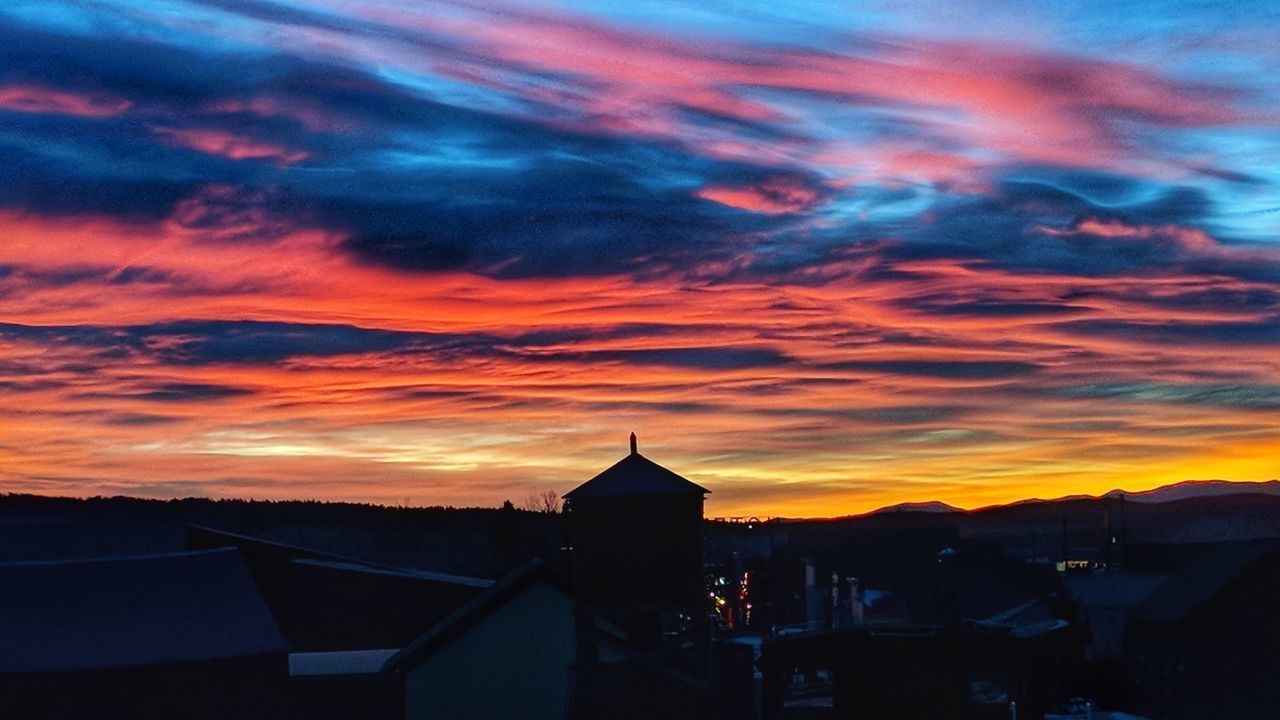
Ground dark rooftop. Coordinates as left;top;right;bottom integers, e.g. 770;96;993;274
564;434;710;500
383;558;568;672
291;558;493;589
1065;573;1167;609
1135;538;1280;623
0;548;286;673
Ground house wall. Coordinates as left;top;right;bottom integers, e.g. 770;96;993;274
403;582;574;720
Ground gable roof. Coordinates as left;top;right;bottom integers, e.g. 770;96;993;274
1135;538;1280;623
290;649;398;677
565;448;709;500
383;558;569;673
189;524;408;571
291;558;492;589
0;548;286;673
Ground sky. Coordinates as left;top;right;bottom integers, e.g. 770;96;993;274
1;0;1279;517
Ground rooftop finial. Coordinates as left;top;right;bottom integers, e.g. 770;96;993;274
629;432;637;455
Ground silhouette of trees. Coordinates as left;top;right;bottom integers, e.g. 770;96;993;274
521;488;561;514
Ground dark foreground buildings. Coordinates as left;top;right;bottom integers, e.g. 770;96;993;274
560;433;726;719
384;433;736;720
1124;538;1280;720
3;441;1280;719
0;549;288;719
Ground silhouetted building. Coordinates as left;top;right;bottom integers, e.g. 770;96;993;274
0;549;287;719
384;559;576;720
1125;538;1280;720
562;435;745;719
187;525;490;651
759;620;1077;720
1063;571;1165;707
563;433;709;647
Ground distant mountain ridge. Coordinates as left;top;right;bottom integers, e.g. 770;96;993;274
1105;479;1280;503
774;479;1280;548
869;500;960;515
866;479;1280;516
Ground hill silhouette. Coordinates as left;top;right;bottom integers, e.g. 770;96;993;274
4;480;1279;573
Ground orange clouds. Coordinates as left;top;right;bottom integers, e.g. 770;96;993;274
3;2;1279;517
1;202;1277;515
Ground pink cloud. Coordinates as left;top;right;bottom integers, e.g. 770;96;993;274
346;5;1259;184
0;85;131;118
1038;218;1222;255
152;126;309;165
697;177;824;214
207;97;347;134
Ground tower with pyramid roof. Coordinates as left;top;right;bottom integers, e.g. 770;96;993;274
563;433;709;647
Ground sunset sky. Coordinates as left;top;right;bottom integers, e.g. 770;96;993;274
2;1;1279;516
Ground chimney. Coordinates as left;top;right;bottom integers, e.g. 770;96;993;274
629;432;638;455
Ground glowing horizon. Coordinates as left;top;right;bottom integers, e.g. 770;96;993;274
2;1;1278;517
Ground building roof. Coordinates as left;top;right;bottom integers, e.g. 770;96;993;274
292;558;493;589
1065;573;1167;610
0;548;286;673
382;558;569;673
564;435;709;500
289;649;398;677
1064;573;1168;659
1134;538;1280;623
189;524;406;570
